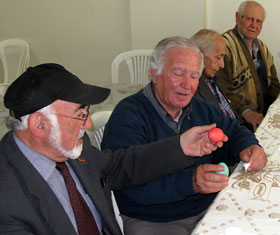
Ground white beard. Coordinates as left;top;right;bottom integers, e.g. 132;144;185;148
48;114;85;159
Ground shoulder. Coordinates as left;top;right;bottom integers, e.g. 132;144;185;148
190;97;226;122
258;38;273;56
118;90;147;106
111;90;155;119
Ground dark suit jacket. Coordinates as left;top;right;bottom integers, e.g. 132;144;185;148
0;131;194;235
195;78;243;124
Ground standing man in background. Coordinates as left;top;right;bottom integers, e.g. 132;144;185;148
218;0;280;132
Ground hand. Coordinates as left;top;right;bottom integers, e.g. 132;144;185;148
243;110;264;132
180;123;228;157
239;145;267;171
193;164;229;194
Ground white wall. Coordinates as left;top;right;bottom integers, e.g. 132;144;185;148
1;0;279;84
0;0;131;84
130;0;204;49
207;0;280;77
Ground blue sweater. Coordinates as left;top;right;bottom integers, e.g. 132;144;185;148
101;91;259;222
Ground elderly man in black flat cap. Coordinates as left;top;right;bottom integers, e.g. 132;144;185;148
0;63;227;235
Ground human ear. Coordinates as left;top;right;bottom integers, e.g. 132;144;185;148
150;69;158;83
28;113;49;138
235;12;240;24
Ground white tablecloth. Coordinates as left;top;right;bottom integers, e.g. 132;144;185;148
192;95;280;235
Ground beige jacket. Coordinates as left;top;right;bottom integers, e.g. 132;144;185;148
218;26;280;116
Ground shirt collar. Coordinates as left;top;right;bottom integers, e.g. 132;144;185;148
237;28;259;50
202;75;219;84
13;133;56;181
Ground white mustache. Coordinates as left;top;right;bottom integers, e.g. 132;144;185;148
78;129;85;139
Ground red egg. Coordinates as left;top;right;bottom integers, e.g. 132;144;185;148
208;128;224;142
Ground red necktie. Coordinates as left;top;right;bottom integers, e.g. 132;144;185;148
56;162;100;235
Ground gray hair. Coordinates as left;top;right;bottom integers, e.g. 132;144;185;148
191;29;224;56
150;36;204;76
6;104;53;131
237;1;266;21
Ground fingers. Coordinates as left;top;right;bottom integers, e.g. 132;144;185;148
197;123;217;133
180;124;228;157
193;164;229;194
252;123;257;132
240;145;267;171
244;111;263;132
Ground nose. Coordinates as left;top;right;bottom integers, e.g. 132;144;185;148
250;19;258;28
181;76;191;89
82;115;93;129
219;59;224;69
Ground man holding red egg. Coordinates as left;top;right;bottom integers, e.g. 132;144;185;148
102;36;267;235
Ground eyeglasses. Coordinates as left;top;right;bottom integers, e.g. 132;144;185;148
52;104;90;126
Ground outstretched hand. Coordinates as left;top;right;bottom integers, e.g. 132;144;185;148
180;123;228;157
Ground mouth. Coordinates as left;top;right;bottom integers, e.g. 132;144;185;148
177;92;188;97
248;29;256;33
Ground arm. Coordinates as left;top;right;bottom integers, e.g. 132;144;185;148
218;44;262;114
100;122;226;199
243;110;263;132
0;222;35;235
268;64;280;103
218;54;262;130
100;99;205;204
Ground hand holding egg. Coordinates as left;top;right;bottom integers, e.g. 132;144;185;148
208;128;224;142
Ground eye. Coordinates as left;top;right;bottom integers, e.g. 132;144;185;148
170;69;186;78
76;112;84;118
216;55;224;60
247;17;253;22
190;72;200;79
173;69;185;77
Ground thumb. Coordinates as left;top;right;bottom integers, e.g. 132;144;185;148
195;123;217;134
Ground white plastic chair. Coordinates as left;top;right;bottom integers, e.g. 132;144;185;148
111;49;153;84
0;39;30;86
86;111;124;232
87;111;112;150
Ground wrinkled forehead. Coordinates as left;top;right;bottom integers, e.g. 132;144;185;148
165;47;201;63
243;4;265;19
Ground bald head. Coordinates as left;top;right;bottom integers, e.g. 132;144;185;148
192;29;226;78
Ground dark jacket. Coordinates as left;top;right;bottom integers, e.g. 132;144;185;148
0;131;193;235
195;77;243;124
102;91;259;222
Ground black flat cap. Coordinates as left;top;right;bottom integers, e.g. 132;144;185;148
4;63;110;119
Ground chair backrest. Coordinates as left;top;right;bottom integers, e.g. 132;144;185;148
86;110;124;232
87;110;112;150
111;49;153;84
0;39;30;85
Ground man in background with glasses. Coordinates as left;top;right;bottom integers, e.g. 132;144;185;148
218;1;280;132
0;63;227;235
